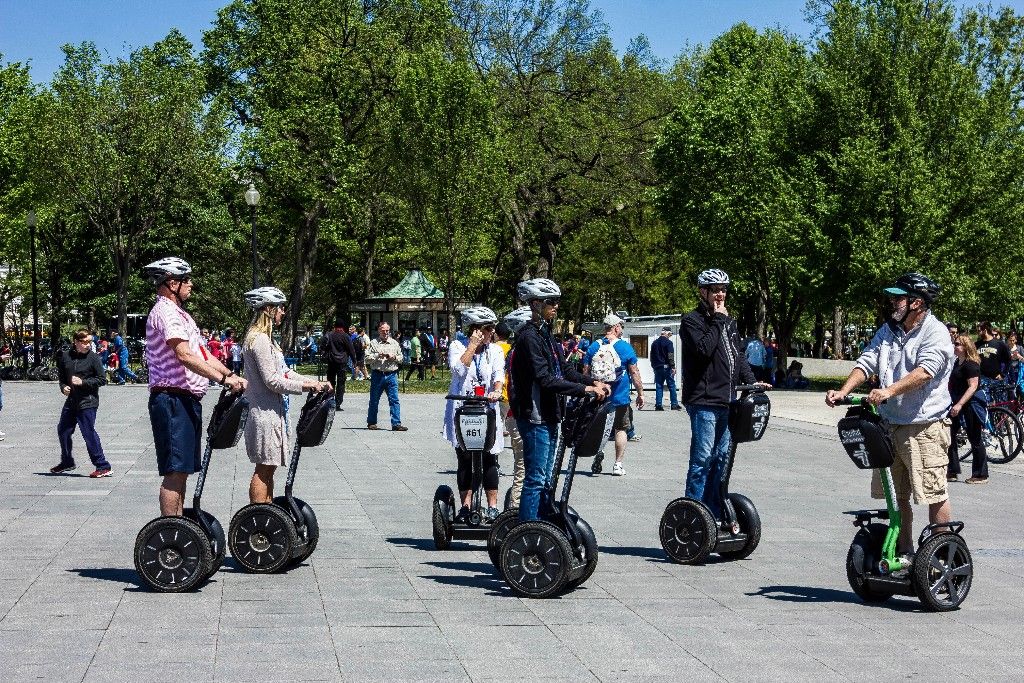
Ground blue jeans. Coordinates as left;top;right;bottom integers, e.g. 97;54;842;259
517;420;559;521
653;366;679;408
368;370;401;426
685;405;731;518
116;351;138;383
58;405;110;469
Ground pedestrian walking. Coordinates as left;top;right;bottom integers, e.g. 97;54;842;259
228;331;243;374
946;334;988;484
50;329;111;477
745;334;769;383
322;319;354;411
349;324;365;381
366;321;407;431
420;327;438;379
241;287;330;503
406;330;424;381
976;321;1011;382
142;257;247;517
651;326;681;411
110;329;140;384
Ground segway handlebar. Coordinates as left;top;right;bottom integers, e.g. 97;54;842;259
445;394;494;403
734;384;769;393
835;395;887;406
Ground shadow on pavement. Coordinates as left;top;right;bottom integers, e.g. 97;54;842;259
599;545;672;563
420;560;510;595
35;471;86;478
748;584;923;611
67;567;148;591
386;536;481;552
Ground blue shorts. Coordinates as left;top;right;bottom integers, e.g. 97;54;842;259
149;392;203;476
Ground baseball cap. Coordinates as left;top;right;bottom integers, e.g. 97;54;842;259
661;326;672;332
603;314;624;326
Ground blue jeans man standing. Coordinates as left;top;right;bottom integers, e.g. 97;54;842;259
367;370;403;429
653;366;680;410
684;405;731;518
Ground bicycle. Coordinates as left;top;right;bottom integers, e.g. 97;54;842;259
955;404;1022;464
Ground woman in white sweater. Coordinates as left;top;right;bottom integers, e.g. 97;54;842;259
241;287;330;504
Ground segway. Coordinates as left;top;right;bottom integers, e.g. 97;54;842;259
837;396;973;611
229;388;336;573
134;389;249;592
660;385;769;564
432;390;498;549
494;395;614;598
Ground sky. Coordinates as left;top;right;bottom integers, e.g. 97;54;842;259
2;0;1024;82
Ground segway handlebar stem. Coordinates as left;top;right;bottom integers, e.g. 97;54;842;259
445;394;494;403
734;384;768;393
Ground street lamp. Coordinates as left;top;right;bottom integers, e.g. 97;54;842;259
244;183;261;288
26;211;40;367
625;277;635;317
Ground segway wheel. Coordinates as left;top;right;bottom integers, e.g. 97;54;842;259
501;521;573;598
566;516;598;589
503;486;514;512
717;493;761;561
134;516;213;593
846;523;892;604
487;508;520;572
184;508;226;577
659;498;716;565
432;485;455;550
912;532;973;612
229;504;297;573
47;366;60;382
274;496;319;566
9;367;23;381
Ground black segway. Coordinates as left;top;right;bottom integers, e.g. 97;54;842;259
494;395;614;598
229;388;336;573
837;396;973;611
134;389;249;592
432;391;498;549
660;385;769;564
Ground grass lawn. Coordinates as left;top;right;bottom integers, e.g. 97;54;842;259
293;364;453;394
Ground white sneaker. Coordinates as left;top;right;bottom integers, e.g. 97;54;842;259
0;430;5;441
612;461;624;476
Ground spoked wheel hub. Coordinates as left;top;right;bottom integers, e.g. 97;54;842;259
913;533;973;611
500;521;573;598
659;498;715;564
248;532;272;553
158;547;185;570
134;516;212;592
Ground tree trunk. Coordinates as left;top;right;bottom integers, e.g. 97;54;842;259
832;306;844;360
88;307;96;332
284;204;323;352
114;250;131;334
755;290;767;339
812;311;825;359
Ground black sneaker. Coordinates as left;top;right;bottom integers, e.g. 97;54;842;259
655;406;665;411
454;505;471;524
671;405;683;411
591;453;604;474
50;463;76;474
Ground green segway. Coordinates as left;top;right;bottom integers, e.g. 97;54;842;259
837;396;973;611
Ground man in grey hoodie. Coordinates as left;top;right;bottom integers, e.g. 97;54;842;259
826;273;954;565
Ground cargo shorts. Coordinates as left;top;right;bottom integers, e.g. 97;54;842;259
871;420;950;505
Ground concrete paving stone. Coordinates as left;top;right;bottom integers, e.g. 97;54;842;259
10;659;93;683
336;659;470;682
330;624;454;660
588;657;723;682
458;655;600;682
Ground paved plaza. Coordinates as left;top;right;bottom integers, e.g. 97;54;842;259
1;382;1023;681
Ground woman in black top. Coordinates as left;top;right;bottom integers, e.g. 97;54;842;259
947;335;987;483
50;329;111;477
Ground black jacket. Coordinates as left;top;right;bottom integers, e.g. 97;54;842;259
57;349;107;410
680;305;755;407
650;335;674;369
322;328;355;365
509;321;594;424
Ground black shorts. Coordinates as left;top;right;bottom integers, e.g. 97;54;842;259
149;392;203;475
613;404;632;432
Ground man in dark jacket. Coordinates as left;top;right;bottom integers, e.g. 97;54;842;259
509;278;610;521
680;269;766;518
322;318;355;411
50;329;111;477
650;327;681;411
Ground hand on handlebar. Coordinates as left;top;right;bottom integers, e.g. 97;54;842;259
825;390;846;407
865;387;891;407
485;390;501;402
225;374;247;393
586;382;611;399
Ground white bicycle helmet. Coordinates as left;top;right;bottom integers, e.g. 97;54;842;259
244;286;288;310
696;269;730;287
461;306;498;328
517;278;561;302
141;257;192;285
504;306;533;334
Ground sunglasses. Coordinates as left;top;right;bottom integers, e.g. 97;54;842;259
705;286;728;294
541;298;560;306
954;342;964;347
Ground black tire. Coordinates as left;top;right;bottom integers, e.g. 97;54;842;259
274;496;319;565
500;521;572;598
46;366;60;381
183;508;225;577
487;508;520;572
27;366;42;380
987;406;1022;464
503;486;513;512
134;516;213;593
846;523;893;604
717;493;761;561
228;504;297;573
432;485;454;550
566;516;598;589
912;532;973;612
659;498;716;565
7;367;23;381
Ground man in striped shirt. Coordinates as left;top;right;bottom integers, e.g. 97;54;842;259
142;258;247;517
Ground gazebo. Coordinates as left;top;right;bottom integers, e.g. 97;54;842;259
349;269;475;335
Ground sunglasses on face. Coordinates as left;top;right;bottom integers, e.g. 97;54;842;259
706;286;727;294
541;299;560;307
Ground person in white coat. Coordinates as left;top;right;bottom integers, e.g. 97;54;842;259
443;306;504;523
241;287;330;504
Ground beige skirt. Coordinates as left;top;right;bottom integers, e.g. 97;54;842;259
244;405;290;466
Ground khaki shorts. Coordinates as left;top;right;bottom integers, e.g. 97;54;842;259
871;420;950;505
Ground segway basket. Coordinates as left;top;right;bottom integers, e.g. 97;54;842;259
207;390;250;449
447;394;497;454
564;396;615;458
729;389;770;444
296;389;336;447
837;406;895;470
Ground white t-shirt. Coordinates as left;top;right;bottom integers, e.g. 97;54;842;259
442;334;505;454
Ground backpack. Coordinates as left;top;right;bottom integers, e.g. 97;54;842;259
589;339;622;383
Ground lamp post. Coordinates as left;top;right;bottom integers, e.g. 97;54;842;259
625;277;635;317
26;211;40;367
244;183;261;288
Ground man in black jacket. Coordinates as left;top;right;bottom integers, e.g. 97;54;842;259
680;270;766;518
509;278;610;521
322;318;355;411
50;329;111;477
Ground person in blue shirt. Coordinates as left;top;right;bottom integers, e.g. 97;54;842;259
583;314;645;476
745;335;768;383
650;327;681;411
109;329;139;385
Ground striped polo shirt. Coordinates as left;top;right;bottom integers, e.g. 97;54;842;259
146;295;209;398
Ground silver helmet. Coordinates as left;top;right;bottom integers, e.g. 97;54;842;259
516;278;561;303
503;306;533;334
244;286;288;310
141;257;192;286
461;306;498;328
696;269;730;287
